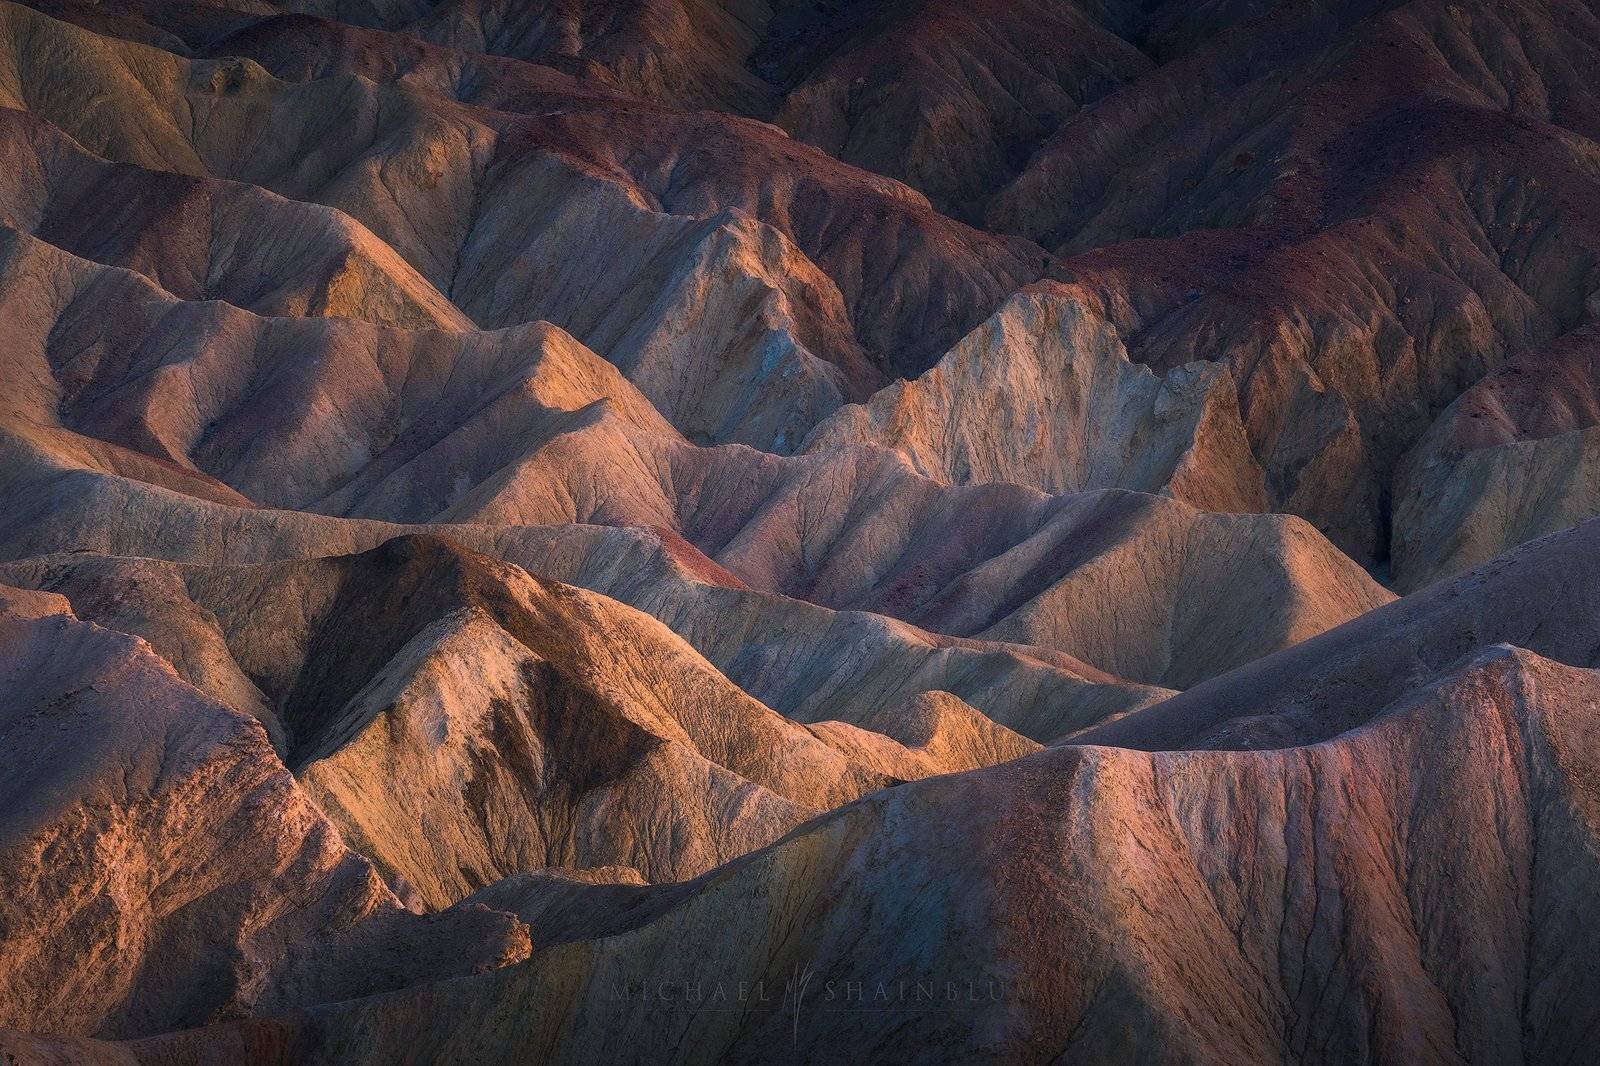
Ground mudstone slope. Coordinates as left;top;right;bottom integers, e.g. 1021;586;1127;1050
2;0;1600;1063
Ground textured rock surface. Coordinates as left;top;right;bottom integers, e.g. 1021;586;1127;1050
0;0;1052;445
0;449;1173;740
5;0;1600;1059
0;420;1391;691
803;284;1267;513
0;220;1389;691
1077;514;1600;752
1;537;972;908
38;0;1150;219
1394;324;1600;589
987;0;1600;563
0;590;526;1038
50;644;1600;1064
0;107;469;331
805;690;1041;780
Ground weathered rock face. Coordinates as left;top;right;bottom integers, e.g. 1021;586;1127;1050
515;524;1175;741
984;0;1600;564
0;478;1170;743
0;90;861;446
802;284;1267;514
0;218;1387;693
53;643;1600;1064
0;589;527;1039
0;221;680;511
0;107;469;331
2;532;1062;1037
0;537;954;907
804;690;1041;781
1393;324;1600;590
7;0;1600;1059
66;0;1150;219
0;416;1391;696
1075;514;1600;752
756;0;1152;220
0;0;1053;448
291;599;821;905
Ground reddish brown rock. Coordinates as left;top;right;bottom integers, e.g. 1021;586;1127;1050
3;0;1600;1059
0;589;525;1039
37;642;1600;1063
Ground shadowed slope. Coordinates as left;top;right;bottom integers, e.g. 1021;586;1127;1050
0;588;528;1039
0;454;1170;742
62;642;1600;1063
802;283;1267;513
0;222;1390;689
1074;513;1600;751
0;0;1053;444
4;0;1600;1060
1394;323;1600;589
986;0;1600;562
0;542;793;902
75;0;1152;217
0;107;468;330
1;536;1058;908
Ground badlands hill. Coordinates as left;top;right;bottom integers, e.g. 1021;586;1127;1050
3;0;1600;1062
